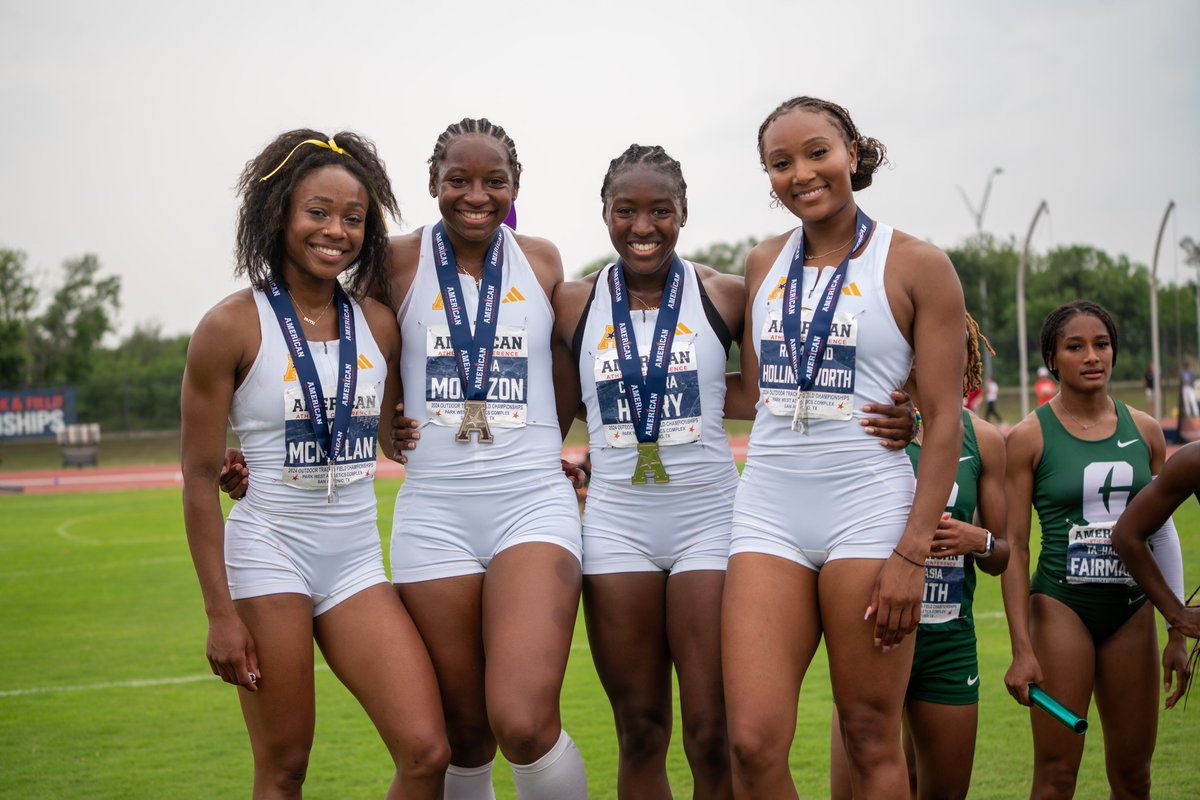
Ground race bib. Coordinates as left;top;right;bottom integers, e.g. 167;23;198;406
425;323;529;427
759;307;857;421
282;382;379;489
594;335;701;447
1066;522;1135;585
920;554;965;623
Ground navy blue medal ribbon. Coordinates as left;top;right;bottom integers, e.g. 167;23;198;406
609;256;686;483
781;208;873;432
265;279;358;502
431;221;504;443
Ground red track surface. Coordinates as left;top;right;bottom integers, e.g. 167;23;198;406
4;435;1187;496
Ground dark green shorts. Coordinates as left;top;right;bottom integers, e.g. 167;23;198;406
908;625;979;705
1030;569;1146;644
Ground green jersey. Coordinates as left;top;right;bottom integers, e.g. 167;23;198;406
908;408;978;632
1030;399;1149;601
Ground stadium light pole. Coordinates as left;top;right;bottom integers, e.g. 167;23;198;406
958;167;1003;384
1150;201;1174;422
1017;200;1050;418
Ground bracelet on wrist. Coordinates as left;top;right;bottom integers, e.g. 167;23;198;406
892;547;925;568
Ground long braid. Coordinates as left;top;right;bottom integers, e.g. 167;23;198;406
599;144;687;205
964;312;994;395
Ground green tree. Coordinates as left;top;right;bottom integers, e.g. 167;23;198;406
0;248;37;389
683;236;759;275
28;254;121;387
80;323;190;430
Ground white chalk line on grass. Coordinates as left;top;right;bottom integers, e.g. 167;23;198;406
0;554;189;580
3;645;595;698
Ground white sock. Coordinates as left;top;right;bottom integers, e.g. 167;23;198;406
509;730;587;800
444;759;496;800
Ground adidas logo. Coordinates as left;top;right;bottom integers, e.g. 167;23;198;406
768;278;861;301
597;322;692;350
284;353;374;381
432;286;525;310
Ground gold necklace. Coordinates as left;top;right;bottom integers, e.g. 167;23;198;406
804;231;857;261
290;291;334;326
631;292;658;312
457;261;483;288
1055;396;1111;430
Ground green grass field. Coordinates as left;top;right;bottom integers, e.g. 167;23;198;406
1;482;1197;798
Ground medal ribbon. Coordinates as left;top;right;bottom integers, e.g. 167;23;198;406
782;208;873;392
265;280;358;468
609;257;686;443
431;221;505;403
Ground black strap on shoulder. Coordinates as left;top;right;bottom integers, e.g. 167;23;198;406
570;276;601;365
696;274;734;356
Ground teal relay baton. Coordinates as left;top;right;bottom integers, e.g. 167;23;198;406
1029;684;1087;735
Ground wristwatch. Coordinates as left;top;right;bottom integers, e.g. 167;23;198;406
974;529;994;559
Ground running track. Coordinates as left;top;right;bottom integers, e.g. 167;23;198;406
3;434;1190;495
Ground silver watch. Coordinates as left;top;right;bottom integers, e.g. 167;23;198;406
974;530;994;558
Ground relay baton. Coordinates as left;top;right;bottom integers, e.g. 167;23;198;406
1029;684;1087;734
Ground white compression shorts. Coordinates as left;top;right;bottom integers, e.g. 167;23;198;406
581;468;739;575
729;454;914;571
225;509;389;616
389;468;582;583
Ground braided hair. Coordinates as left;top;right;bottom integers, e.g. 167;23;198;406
235;129;398;304
427;118;522;193
599;143;688;207
757;97;888;191
1039;300;1119;380
965;312;995;395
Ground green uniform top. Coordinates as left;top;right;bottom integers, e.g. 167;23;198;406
1031;399;1149;600
908;408;978;632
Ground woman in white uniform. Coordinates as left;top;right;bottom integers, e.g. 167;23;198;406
721;97;967;798
181;129;448;798
383;119;587;800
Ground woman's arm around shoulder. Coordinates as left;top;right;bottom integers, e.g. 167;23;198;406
180;289;262;691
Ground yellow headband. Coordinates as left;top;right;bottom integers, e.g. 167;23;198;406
259;137;349;182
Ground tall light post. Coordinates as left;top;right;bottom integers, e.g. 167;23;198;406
1150;201;1175;421
958;167;1003;384
1017;200;1050;417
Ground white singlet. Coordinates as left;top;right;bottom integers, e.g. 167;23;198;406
395;223;563;480
575;262;740;574
390;224;581;581
730;223;916;570
226;289;389;614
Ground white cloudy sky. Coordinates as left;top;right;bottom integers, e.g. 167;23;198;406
1;0;1197;338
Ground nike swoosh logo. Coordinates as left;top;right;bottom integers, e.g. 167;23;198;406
959;456;974;462
1117;439;1138;448
967;675;979;686
1129;595;1145;605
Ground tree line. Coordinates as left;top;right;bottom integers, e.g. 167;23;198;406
1;236;1197;433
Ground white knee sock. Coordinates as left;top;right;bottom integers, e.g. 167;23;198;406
509;730;587;800
444;759;496;800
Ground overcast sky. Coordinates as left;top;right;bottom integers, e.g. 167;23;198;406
2;0;1197;339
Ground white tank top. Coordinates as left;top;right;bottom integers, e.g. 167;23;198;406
746;223;913;467
576;262;737;486
228;289;385;527
396;223;562;480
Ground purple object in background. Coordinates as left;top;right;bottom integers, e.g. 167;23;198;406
504;203;517;230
